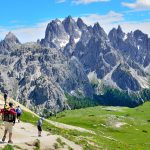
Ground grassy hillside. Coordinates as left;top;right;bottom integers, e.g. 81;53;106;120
50;102;150;150
0;94;97;150
21;110;95;150
1;93;150;149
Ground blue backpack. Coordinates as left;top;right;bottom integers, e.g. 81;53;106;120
16;108;22;114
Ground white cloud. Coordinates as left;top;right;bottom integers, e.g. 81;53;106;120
81;12;150;37
122;0;150;11
56;0;66;3
72;0;110;5
0;21;50;43
82;11;124;25
118;21;150;36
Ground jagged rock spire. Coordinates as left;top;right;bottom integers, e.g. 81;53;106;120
4;32;20;44
77;18;87;30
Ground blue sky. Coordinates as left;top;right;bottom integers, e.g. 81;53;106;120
0;0;150;42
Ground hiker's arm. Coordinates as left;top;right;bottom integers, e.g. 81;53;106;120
9;109;17;115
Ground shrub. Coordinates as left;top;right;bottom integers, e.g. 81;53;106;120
2;145;14;150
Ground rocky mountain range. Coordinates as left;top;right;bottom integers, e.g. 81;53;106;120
0;16;150;112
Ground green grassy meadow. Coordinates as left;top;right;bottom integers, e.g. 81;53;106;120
49;102;150;150
2;98;150;150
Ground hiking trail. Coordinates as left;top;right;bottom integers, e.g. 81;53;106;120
0;97;83;150
0;96;95;134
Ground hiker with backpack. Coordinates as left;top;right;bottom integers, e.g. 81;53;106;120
0;102;16;144
15;106;22;123
37;117;44;137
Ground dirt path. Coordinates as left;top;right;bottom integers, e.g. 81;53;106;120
0;122;82;150
0;98;95;135
0;97;95;149
46;119;95;134
0;98;83;149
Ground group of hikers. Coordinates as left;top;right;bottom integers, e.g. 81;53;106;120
0;91;44;144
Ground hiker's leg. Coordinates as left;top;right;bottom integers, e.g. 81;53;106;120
4;129;8;137
39;127;42;136
37;126;41;136
9;133;12;141
18;116;20;122
2;122;8;140
8;123;13;142
39;131;41;136
2;130;7;142
38;130;42;136
40;127;42;136
17;115;18;119
17;114;21;122
41;127;42;134
4;122;8;136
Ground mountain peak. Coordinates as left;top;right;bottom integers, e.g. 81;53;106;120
62;15;79;38
62;15;76;28
133;29;148;39
108;25;125;41
117;25;124;35
5;32;16;39
77;18;84;25
93;22;107;39
77;18;87;30
93;22;101;30
4;32;20;44
52;19;61;24
64;15;74;22
117;25;122;32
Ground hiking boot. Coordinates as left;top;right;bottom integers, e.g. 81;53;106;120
2;136;6;142
8;140;13;144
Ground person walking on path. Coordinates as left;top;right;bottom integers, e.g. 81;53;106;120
37;117;44;137
3;91;8;106
0;102;16;144
15;106;22;123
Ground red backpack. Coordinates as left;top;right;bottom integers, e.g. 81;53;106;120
2;108;16;122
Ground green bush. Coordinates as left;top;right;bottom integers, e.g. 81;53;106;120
2;145;14;150
33;139;40;150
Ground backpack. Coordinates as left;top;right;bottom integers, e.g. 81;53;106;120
16;108;22;114
2;108;15;122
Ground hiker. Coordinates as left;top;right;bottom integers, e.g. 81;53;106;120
3;91;8;105
0;102;16;144
37;117;44;137
15;106;22;123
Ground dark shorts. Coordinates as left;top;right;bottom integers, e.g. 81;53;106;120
17;113;21;118
37;126;42;131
